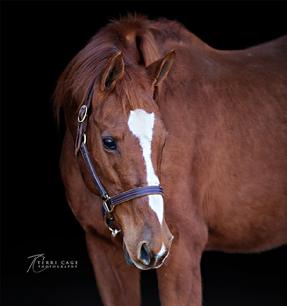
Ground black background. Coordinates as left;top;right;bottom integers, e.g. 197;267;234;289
1;1;287;306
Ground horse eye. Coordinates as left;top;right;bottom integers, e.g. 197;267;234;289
102;137;117;151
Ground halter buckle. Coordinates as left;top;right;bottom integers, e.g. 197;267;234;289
78;105;88;123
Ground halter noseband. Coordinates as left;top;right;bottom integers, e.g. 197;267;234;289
74;82;164;237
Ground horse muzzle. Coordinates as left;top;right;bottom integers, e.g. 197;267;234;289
123;238;172;270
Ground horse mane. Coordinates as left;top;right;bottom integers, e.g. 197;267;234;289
53;15;187;122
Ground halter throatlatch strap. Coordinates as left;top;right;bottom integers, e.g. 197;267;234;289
74;81;164;237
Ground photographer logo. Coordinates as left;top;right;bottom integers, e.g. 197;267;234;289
26;253;78;273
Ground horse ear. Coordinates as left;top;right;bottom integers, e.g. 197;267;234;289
100;52;125;91
146;50;175;88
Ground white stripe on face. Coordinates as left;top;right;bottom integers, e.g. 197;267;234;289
128;109;164;224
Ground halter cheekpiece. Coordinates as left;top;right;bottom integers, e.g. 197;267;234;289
74;82;164;237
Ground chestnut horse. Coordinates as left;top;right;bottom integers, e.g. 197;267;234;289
54;16;287;306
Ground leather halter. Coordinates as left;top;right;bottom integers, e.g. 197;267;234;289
74;82;164;237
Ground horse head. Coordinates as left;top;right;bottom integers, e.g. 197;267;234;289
57;48;175;270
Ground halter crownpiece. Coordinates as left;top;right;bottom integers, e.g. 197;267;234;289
75;81;164;237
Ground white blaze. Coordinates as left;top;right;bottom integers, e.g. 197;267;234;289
128;109;164;224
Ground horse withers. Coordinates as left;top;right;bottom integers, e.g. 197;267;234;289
54;16;287;306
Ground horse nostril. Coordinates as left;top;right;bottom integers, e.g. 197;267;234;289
139;242;151;266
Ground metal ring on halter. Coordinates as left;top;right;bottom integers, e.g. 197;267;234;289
105;216;121;237
110;227;121;237
82;133;87;145
102;195;113;214
78;105;88;123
